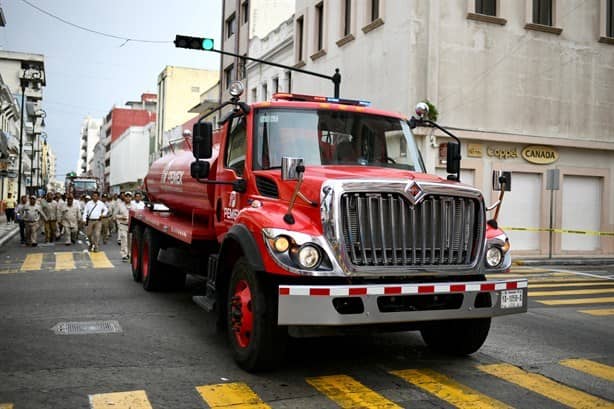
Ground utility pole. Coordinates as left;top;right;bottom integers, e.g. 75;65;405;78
17;78;27;198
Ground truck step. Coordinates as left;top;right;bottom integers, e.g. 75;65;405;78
193;295;216;312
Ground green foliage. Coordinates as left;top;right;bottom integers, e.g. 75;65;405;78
424;99;439;122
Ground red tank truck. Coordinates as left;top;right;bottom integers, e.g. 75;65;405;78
129;82;526;371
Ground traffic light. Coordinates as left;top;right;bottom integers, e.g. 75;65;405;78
174;35;215;51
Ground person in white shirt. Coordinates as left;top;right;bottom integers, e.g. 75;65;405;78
82;192;108;252
131;192;146;210
115;192;132;261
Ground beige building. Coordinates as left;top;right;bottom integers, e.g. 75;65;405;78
155;66;218;154
291;0;613;256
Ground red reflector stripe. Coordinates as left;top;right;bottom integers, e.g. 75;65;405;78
506;282;518;290
279;287;290;295
450;284;466;292
481;283;496;291
385;286;402;294
310;288;330;296
418;285;435;294
349;288;367;295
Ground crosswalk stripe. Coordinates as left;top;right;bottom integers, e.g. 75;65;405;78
529;288;614;297
89;252;114;269
89;390;153;409
560;359;614;382
537;297;614;305
390;368;511;409
0;403;14;409
20;253;43;271
196;383;271;408
530;282;613;289
478;363;613;409
306;374;401;409
578;308;614;316
55;252;75;270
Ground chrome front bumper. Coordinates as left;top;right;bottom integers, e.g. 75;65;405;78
277;279;527;326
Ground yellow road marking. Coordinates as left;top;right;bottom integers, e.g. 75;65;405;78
528;277;603;283
89;252;113;269
530;288;614;297
478;363;613;409
391;368;511;409
89;390;153;409
20;253;43;271
530;282;613;289
560;359;614;382
55;252;75;270
0;269;19;275
0;403;14;409
509;268;552;274
307;374;401;409
196;383;271;408
579;308;614;316
537;297;614;305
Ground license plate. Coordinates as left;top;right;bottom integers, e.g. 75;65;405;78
501;289;523;309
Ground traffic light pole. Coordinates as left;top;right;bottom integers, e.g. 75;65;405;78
17;80;26;198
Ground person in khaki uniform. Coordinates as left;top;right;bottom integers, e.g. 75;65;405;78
83;192;108;252
40;193;58;243
22;195;47;247
114;191;132;261
60;195;81;245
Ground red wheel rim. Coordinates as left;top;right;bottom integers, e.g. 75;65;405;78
141;239;149;280
231;279;253;348
131;237;139;272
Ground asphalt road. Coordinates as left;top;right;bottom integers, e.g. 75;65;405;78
0;233;612;409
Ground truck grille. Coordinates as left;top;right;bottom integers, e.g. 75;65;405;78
340;193;482;267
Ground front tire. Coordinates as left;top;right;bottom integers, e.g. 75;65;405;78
227;258;287;371
141;228;165;291
420;318;491;355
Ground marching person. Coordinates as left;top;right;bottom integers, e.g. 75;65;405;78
40;193;58;243
115;191;132;261
15;195;27;245
82;192;108;252
3;192;16;224
54;192;65;240
100;193;111;244
60;195;81;245
131;192;145;210
22;195;47;247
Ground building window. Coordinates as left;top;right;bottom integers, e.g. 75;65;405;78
242;1;249;24
251;88;257;103
343;0;352;36
286;71;292;92
296;16;304;62
226;13;236;38
608;0;614;37
272;77;279;94
224;64;235;89
533;0;552;26
262;83;268;101
370;0;380;22
476;0;496;16
316;2;324;51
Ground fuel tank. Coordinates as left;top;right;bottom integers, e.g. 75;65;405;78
144;147;219;216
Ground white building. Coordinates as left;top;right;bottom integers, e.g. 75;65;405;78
110;123;155;193
291;0;614;256
77;115;101;175
89;141;105;193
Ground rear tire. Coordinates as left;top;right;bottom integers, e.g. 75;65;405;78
141;228;165;291
131;226;143;282
227;258;287;372
420;318;491;355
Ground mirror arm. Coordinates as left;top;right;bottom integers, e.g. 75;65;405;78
486;200;501;211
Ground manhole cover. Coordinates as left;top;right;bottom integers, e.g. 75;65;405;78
51;320;123;335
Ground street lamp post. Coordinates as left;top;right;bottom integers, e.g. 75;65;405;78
16;78;27;198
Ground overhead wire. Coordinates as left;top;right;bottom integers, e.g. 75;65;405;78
19;0;172;44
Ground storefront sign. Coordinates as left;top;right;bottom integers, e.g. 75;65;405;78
521;145;559;164
467;143;483;158
487;146;518;160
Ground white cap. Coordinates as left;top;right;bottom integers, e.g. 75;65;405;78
124;191;132;196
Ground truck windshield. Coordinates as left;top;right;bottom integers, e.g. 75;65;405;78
253;108;424;172
73;180;98;191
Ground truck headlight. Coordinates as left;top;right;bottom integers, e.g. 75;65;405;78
297;245;321;269
486;246;503;267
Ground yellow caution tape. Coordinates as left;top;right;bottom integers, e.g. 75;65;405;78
501;226;614;237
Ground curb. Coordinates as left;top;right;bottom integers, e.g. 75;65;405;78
0;227;19;248
513;258;614;266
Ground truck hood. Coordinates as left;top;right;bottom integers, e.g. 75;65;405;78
256;165;467;204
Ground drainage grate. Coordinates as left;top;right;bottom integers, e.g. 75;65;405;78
51;320;123;335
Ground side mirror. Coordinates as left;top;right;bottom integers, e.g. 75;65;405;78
446;142;461;175
190;160;210;179
492;170;512;191
281;157;305;181
193;122;213;159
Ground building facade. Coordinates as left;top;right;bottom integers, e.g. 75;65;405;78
289;0;614;256
109;122;155;193
77;115;102;176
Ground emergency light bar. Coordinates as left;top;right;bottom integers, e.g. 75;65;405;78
273;93;370;107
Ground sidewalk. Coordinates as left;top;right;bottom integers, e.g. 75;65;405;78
0;214;19;247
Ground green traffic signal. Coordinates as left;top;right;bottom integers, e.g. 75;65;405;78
202;38;214;50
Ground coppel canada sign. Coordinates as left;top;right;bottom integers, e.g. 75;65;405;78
521;145;559;165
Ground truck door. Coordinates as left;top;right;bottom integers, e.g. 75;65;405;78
214;117;247;237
